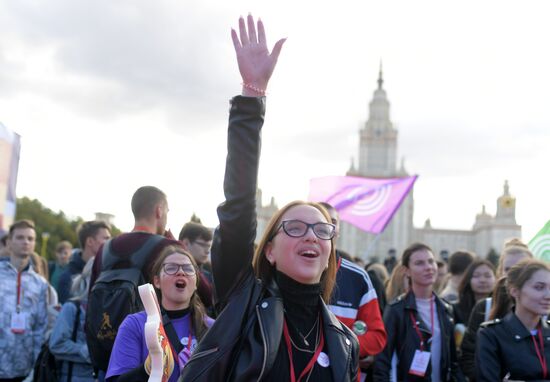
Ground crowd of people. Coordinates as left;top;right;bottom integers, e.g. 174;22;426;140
1;14;549;382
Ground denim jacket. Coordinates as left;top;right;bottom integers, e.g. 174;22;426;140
49;300;95;381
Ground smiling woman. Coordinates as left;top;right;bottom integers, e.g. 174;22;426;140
374;242;465;381
105;246;213;382
476;259;550;381
180;14;359;382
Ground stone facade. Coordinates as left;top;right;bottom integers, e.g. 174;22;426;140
256;68;521;260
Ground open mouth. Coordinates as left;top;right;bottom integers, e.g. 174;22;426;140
175;280;187;289
299;250;319;259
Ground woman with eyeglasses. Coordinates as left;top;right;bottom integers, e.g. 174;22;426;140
373;242;465;381
180;14;359;382
105;246;213;382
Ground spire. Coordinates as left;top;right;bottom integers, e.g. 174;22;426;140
377;60;384;89
503;180;510;195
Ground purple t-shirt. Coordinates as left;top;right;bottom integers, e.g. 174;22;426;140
106;311;214;382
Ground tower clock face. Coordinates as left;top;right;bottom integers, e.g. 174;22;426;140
500;196;515;208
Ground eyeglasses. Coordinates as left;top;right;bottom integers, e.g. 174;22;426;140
162;263;196;276
270;219;336;241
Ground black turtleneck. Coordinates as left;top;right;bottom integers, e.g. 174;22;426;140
264;271;333;381
277;270;321;337
163;306;191;320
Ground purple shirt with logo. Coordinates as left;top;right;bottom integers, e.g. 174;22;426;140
106;311;214;382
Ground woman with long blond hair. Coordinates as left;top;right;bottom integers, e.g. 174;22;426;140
180;15;358;382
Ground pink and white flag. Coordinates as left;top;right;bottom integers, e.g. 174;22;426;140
308;175;418;234
0;122;21;232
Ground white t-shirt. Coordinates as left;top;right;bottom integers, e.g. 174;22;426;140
416;296;441;382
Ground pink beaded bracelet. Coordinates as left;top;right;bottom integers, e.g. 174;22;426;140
241;82;267;96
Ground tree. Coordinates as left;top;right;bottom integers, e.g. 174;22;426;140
15;197;121;261
486;248;500;269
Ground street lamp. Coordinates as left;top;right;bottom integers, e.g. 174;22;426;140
41;232;50;259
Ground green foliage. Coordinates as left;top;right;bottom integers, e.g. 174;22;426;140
15;197;120;261
486;248;500;268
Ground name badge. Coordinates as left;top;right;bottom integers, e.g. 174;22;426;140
11;311;27;334
409;350;431;377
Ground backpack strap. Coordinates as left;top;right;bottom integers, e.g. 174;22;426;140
484;297;492;321
130;235;166;269
101;235;166;271
162;312;185;355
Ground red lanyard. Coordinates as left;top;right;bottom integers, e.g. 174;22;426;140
16;271;22;313
133;226;153;233
532;326;548;379
409;298;434;351
186;319;193;352
283;317;325;382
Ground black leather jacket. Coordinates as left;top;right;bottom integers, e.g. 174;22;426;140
476;312;550;381
373;291;465;382
180;96;359;382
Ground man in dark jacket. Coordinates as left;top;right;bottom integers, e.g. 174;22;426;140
57;220;111;303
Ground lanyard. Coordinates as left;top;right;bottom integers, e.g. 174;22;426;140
16;271;23;313
531;326;548;379
186;317;193;352
133;225;153;233
283;316;325;382
409;297;434;352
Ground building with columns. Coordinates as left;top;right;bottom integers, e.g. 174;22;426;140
256;68;521;260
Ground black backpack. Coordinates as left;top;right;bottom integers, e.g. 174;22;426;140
34;301;81;382
85;235;165;372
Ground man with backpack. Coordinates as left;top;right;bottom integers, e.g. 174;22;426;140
86;186;182;378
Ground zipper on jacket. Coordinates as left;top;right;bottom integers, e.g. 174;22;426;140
187;346;219;362
255;305;269;381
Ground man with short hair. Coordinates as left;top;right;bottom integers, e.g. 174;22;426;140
0;220;48;381
87;186;182;377
440;250;475;303
179;221;214;312
57;220;111;303
319;202;387;379
89;186;182;289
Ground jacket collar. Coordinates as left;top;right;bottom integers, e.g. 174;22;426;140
403;290;452;336
320;299;354;382
504;311;550;341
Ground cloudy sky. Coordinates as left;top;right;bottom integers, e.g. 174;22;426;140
1;1;549;243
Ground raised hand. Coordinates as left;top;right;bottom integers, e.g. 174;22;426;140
231;14;285;96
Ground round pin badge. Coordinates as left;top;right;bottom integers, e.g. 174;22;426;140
317;351;330;367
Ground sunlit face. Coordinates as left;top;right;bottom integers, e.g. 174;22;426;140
265;205;332;285
187;239;212;266
511;269;550;317
8;228;36;258
470;264;496;297
502;253;529;275
55;247;72;266
87;228;111;255
324;207;340;237
406;249;437;288
154;253;197;310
